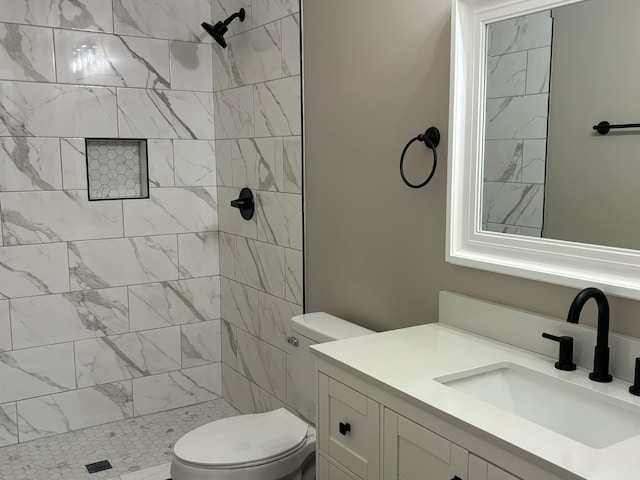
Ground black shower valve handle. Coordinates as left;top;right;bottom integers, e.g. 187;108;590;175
230;187;255;221
230;197;252;209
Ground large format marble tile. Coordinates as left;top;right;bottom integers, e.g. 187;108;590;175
0;243;69;298
147;139;175;187
254;76;301;137
0;0;113;32
285;247;302;305
114;0;211;42
181;320;221;367
1;190;123;245
174;140;216;186
483;182;544;228
221;277;259;336
123;187;217;237
178;232;220;279
219;231;235;278
55;30;170;89
0;300;9;351
170;41;213;92
0;81;117;137
256;191;302;249
281;14;300;76
485;222;542;237
484;140;522;182
215;139;232;187
235;237;285;297
526;46;551;95
0;23;55;82
221;320;238;369
485;94;549;140
229;23;282;87
522;139;547;184
213;41;231;92
488;11;552;56
283;136;301;194
10;288;129;350
486;51;526;99
69;236;178;290
0;403;17;447
60;138;86;190
133;363;221;415
258;291;301;350
236;330;286;401
252;0;299;26
221;363;259;414
0;137;62;191
214;86;255;139
75;327;181;387
117;88;215;139
218;187;258;239
256;137;284;191
0;343;75;403
231;138;259;188
16;381;133;442
129;277;221;331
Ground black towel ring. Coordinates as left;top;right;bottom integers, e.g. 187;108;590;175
400;127;441;189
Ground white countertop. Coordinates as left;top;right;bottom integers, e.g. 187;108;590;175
311;323;640;480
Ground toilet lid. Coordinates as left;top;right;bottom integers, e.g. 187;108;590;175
173;408;310;467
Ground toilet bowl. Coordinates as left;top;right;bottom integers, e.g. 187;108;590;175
170;313;373;480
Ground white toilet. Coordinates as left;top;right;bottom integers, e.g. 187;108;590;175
170;313;373;480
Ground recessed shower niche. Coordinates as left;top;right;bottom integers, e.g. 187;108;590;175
85;138;149;201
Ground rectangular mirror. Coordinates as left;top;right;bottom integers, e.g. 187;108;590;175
448;0;640;299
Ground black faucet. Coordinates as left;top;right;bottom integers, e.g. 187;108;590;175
567;287;612;383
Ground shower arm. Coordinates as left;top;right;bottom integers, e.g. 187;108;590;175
224;9;245;26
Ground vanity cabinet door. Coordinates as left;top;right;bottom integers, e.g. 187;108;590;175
318;453;363;480
468;455;521;480
383;409;467;480
318;373;380;480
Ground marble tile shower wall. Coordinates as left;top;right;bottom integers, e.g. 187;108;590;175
213;0;303;416
483;11;552;237
0;0;224;447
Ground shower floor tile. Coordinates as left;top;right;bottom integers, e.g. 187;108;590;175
0;399;238;480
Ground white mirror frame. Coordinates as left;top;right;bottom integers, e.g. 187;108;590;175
446;0;640;300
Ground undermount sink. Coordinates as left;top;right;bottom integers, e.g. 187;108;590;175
436;363;640;448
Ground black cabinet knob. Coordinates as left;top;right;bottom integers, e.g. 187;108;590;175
450;476;462;480
338;422;351;436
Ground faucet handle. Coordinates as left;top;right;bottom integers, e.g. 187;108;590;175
542;333;577;371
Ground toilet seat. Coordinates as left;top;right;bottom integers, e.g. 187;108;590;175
173;408;310;469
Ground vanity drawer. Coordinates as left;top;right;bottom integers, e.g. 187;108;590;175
318;453;363;480
318;373;380;480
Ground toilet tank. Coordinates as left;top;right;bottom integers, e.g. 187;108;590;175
287;313;373;424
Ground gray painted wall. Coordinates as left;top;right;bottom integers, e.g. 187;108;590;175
303;0;640;338
544;0;640;250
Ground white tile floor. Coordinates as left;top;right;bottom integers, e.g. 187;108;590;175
0;399;238;480
107;462;171;480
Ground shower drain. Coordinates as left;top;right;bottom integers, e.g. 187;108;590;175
85;460;112;474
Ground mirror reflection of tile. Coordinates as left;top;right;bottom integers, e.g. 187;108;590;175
483;11;552;237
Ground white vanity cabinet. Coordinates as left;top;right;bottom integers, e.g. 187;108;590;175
317;366;566;480
383;408;468;480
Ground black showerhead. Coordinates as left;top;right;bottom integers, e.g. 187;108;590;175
202;21;229;48
202;8;246;48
